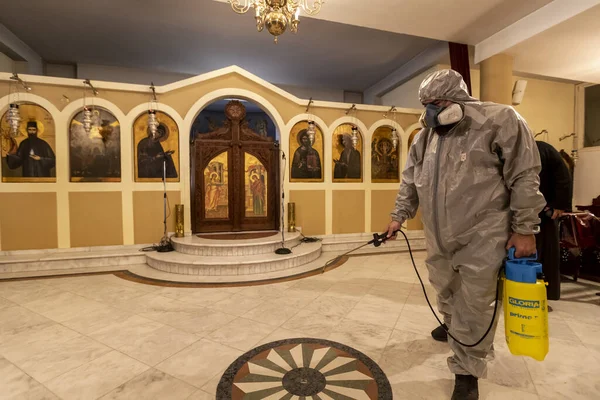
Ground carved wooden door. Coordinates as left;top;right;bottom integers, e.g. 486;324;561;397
192;101;279;233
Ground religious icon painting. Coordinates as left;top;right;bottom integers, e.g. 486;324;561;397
69;107;121;182
1;102;56;183
133;111;180;182
289;121;324;182
245;153;267;218
371;126;400;183
204;151;229;219
332;123;363;183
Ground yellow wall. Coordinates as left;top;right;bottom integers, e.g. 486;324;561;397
289;190;326;236
332;190;365;234
133;191;181;244
0;68;424;251
371;190;397;232
0;64;576;251
69;192;123;247
0;193;58;251
464;66;575;152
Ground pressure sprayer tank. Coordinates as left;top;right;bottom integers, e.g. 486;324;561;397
503;248;549;361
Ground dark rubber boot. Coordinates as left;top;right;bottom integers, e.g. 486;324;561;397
451;374;479;400
431;324;448;342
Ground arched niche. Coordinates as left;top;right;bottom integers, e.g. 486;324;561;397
190;99;279;233
69;106;121;182
1;102;56;182
132;110;180;182
191;98;278;141
371;125;401;183
332;123;363;183
289;120;324;182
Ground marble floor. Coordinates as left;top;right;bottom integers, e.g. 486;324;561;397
1;252;599;400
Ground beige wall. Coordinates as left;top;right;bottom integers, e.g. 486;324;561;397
371;190;397;232
289;190;326;236
133;191;181;244
69;192;123;247
332;190;365;234
0;68;424;251
465;67;575;152
0;193;58;251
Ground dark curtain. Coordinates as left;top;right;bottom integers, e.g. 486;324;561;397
449;42;472;96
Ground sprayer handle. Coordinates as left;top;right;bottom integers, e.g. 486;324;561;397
507;247;538;261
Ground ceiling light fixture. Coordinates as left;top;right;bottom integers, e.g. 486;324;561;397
229;0;324;43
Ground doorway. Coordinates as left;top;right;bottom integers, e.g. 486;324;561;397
191;100;280;233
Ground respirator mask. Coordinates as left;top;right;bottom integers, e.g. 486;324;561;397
419;103;463;131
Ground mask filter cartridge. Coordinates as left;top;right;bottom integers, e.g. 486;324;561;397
420;103;463;129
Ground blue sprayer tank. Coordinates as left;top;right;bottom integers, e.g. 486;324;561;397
503;248;549;361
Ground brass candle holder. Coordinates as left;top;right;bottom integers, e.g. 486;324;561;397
175;204;184;237
288;202;296;232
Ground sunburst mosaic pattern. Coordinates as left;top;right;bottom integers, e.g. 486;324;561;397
217;338;392;399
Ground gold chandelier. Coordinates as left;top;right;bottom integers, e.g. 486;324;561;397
229;0;324;43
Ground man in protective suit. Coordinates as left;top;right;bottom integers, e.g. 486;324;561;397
386;69;545;399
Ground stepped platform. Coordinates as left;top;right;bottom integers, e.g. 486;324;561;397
0;230;426;281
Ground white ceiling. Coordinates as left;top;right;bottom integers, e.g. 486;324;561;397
213;0;552;44
0;0;441;92
507;4;600;84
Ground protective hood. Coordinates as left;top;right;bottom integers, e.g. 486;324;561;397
418;69;478;104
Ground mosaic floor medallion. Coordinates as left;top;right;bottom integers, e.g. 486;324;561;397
216;338;392;399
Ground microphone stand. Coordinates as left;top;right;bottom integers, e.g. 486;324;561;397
275;145;292;255
156;152;174;252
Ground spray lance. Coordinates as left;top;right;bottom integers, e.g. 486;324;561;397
325;229;549;360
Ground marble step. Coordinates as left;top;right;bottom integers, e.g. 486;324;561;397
171;231;301;256
0;247;146;274
146;241;322;276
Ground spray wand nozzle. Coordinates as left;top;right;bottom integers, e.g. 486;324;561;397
369;230;401;247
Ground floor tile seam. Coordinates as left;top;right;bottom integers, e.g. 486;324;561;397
82;318;195;358
90;347;212;399
0;304;62;337
206;299;266;318
567;328;600;347
1;352;64;400
2;323;104;368
208;320;278;352
80;288;155;305
154;338;241;389
21;339;115;386
124;293;217;316
127;311;216;338
386;301;407;332
147;292;220;310
507;351;541;396
74;348;154;400
159;293;244;311
281;308;345;339
17;285;117;323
